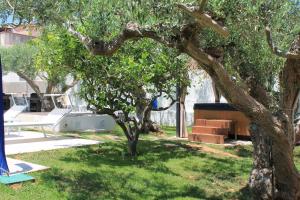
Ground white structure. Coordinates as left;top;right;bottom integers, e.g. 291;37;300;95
57;113;116;132
2;72;116;132
151;70;226;126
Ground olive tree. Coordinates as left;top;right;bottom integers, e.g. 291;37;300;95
2;0;300;198
40;31;188;155
0;40;78;110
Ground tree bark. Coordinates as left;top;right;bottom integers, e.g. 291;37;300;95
128;139;138;156
136;88;160;133
249;123;274;200
115;117;140;157
212;80;221;103
249;122;300;200
43;81;60;111
16;71;48;111
179;82;188;138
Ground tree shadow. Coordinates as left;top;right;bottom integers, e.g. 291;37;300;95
60;140;204;173
41;168;225;200
225;145;253;158
48;140;252;199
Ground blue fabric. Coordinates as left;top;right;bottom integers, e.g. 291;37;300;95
152;98;158;110
0;55;9;175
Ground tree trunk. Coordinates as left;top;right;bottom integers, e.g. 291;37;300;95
136;89;160;133
115;119;140;157
179;83;188;138
43;82;56;111
128;139;138;156
249;122;300;200
249;123;274;200
212;80;221;103
16;71;49;111
136;102;149;134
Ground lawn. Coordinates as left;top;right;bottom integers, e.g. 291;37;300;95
2;127;300;200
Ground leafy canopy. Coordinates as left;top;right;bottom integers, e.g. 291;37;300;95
0;42;37;78
1;0;299;108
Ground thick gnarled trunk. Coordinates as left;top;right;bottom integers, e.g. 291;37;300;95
249;123;274;199
249;122;300;200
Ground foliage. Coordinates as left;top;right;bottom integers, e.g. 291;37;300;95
77;39;187;115
76;38;188;155
0;30;78;95
203;1;300;104
0;42;37;78
34;28;189;154
33;28;80;90
1;0;299;109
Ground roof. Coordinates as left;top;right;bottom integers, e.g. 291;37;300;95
0;25;40;37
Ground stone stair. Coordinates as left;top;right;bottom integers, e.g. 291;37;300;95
188;119;233;144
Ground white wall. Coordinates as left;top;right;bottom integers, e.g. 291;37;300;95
151;70;227;126
67;70;228;127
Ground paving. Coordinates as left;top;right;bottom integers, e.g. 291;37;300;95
7;158;49;175
0;131;101;177
5;131;101;155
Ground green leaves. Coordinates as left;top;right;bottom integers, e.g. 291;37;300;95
70;38;188;114
0;42;37;78
2;0;298;111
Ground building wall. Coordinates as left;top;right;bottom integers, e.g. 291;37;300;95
0;32;34;47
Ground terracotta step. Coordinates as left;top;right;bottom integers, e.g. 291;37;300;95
192;126;229;135
188;133;226;144
195;119;232;128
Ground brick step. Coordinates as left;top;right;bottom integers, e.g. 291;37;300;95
188;133;226;144
192;126;229;135
195;119;233;128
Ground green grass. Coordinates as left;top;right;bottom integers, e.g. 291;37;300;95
2;127;300;200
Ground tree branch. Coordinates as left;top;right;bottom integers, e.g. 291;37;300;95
16;71;42;97
265;27;300;59
177;4;229;38
61;79;79;93
67;22;178;56
199;0;208;12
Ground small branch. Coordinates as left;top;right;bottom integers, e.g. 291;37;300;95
265;27;300;59
61;79;79;93
16;71;42;97
66;22;92;50
177;4;229;38
86;104;115;116
199;0;208;12
5;0;14;10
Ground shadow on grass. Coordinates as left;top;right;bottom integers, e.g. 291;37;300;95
225;145;253;158
41;168;224;200
40;140;252;199
60;140;205;170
